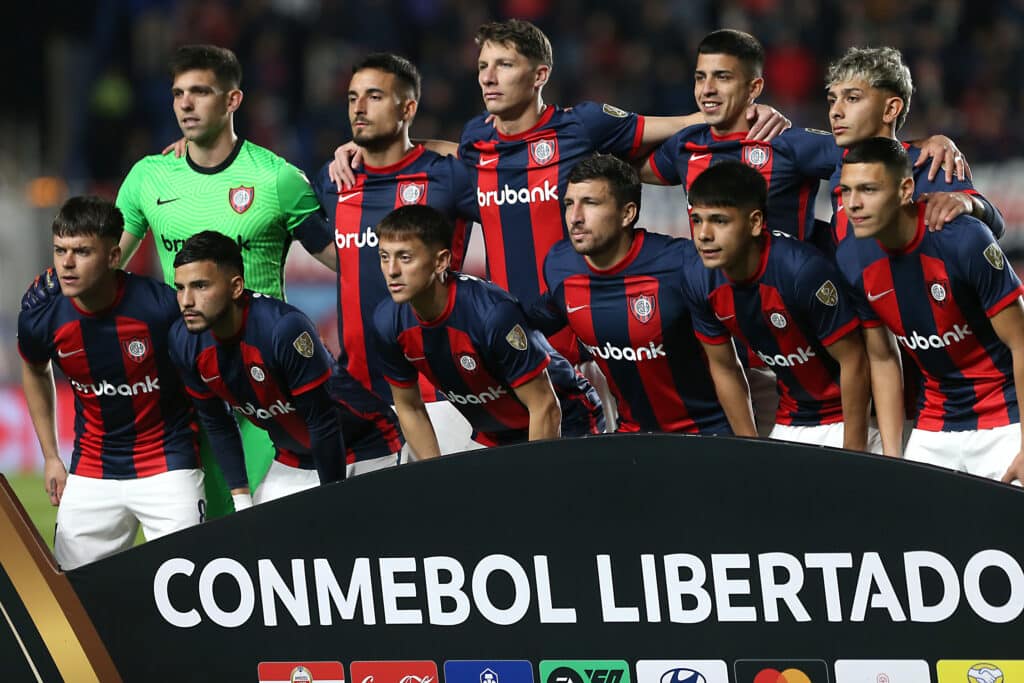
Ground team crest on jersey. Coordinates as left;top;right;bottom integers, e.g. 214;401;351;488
398;180;427;205
505;324;528;351
744;144;772;169
459;354;478;372
292;331;315;358
529;138;557;165
122;337;150;363
629;294;657;324
229;186;255;213
929;279;949;303
984;243;1005;270
767;309;789;329
250;365;266;382
815;280;839;306
602;103;628;118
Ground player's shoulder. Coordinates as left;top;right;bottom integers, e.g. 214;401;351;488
774;126;837;150
238;139;288;167
543;239;587;282
461;113;499;142
929;212;996;253
568;100;632;120
455;272;516;304
371;292;403;334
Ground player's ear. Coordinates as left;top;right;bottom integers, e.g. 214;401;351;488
107;243;121;269
882;95;904;128
226;88;243;114
620;201;638;229
748;76;764;103
534;63;550;90
229;273;245;300
401;97;418;124
435;248;452;274
749;208;765;237
898;175;915;205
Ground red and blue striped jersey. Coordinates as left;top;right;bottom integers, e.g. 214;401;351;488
17;272;199;479
373;273;604;446
688;232;861;426
649;126;838;242
835;204;1023;431
312;145;478;402
169;293;402;468
534;230;731;435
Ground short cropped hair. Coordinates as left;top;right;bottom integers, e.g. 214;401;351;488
697;29;765;78
841;137;912;181
170;44;243;90
353;52;421;101
173;230;244;276
567;153;642;228
376;205;454;251
52;196;124;242
826;46;913;131
475;19;553;68
687;161;768;214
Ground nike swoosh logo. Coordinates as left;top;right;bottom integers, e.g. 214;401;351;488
156;197;179;206
57;348;83;358
479;157;499;166
691;153;711;161
566;304;589;313
199;374;220;382
714;313;735;321
867;289;894;302
338;192;363;203
403;355;426;362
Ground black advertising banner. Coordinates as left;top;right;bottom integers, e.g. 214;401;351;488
64;434;1024;682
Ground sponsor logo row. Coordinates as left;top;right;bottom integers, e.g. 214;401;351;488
257;658;1024;683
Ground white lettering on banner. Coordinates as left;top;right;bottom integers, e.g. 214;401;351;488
335;226;379;250
477;180;559;207
896;324;973;351
152;550;1024;628
582;341;666;362
71;376;159;396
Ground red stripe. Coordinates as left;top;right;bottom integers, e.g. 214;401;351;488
54;321;103;477
446;327;526;431
292;369;331;396
185;385;213;399
115;317;168;477
508;355;551;388
986;286;1024;317
695;331;730;345
384;375;416;388
526;135;564;294
820;317;860;348
684;146;713;189
240;343;309;448
334;177;372;391
648;155;671;185
796;180;813;241
396;327;442;390
476;145;508;290
628;116;646;157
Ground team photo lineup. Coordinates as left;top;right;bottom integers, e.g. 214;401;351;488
16;19;1024;571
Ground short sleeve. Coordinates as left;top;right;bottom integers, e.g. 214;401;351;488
372;301;419;387
956;221;1024;316
574;101;645;158
834;241;881;326
166;322;217;400
115;159;151;239
648;134;684;186
271;311;333;395
482;300;551;388
276;161;323;234
449;156;481;223
678;245;730;344
16;306;52;365
793;252;860;346
781;128;842;180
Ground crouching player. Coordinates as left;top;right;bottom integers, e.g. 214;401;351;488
372;205;605;456
169;231;404;508
685;162;885;453
19;197;203;569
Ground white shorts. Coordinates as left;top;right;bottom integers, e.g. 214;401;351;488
253;460;320;504
770;421;883;453
54;468;205;571
347;444;406;477
746;366;779;437
905;423;1021;480
400;400;476;461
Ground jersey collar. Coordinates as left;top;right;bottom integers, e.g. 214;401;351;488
587;229;646;276
879;203;927;255
709;129;749;142
364;145;426;175
726;232;771;285
213;291;252;344
187;138;244;175
496;105;556;142
416;275;458;327
70;271;128;317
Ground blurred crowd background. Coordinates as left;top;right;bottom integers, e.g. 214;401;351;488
1;0;1023;467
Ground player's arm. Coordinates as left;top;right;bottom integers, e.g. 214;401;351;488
919;191;1005;238
863;325;905;457
637;104;791;154
511;370;562;441
699;340;757;437
21;359;66;506
987;299;1024;484
279;164;339;272
911;135;969;183
293;385;345;484
118;232;144;268
824;329;870;452
390;382;442;459
191;395;253;510
326;139;459;191
524;289;569;336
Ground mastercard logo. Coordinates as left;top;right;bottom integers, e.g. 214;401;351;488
752;670;813;683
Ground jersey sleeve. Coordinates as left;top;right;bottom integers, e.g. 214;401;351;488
16;306;52;365
678;245;729;344
166;322;217;400
781;128;842;180
276;161;324;233
115;158;152;239
648;133;684;186
482;300;551;388
371;302;419;387
956;220;1024;316
792;251;861;346
272;311;333;395
448;156;481;223
834;241;881;326
574;101;646;158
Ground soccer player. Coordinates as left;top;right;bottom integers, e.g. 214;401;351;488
685;162;881;453
116;45;337;515
835;138;1024;482
169;232;404;505
311;53;478;455
372;205;605;454
18;197;203;570
529;153;756;436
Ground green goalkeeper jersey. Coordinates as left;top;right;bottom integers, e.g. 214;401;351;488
116;139;322;299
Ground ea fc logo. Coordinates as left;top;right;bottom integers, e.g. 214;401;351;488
530;138;556;165
230;186;255;213
629;294;656;323
744;145;771;168
399;181;426;205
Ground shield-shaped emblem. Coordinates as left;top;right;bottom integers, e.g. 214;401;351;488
229;186;255;214
983;243;1005;270
122;337;150;363
505;324;528;351
815;280;839;306
292;331;315;358
529;138;556;165
929;279;949;304
629;294;656;324
398;180;426;205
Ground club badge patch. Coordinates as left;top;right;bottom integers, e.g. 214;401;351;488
629;294;656;324
768;310;788;329
929;279;949;303
293;331;315;358
250;366;266;382
505;324;528;351
744;144;772;169
122;337;149;363
459;354;478;372
815;280;839;306
229;186;254;214
529;138;556;165
398;180;426;205
602;103;628;118
984;243;1005;270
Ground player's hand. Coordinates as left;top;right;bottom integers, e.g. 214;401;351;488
21;267;60;310
1000;449;1024;486
745;104;791;141
43;457;68;506
914;135;970;183
161;137;188;158
919;191;976;230
328;142;364;191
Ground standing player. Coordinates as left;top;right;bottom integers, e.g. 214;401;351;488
529;154;756;436
684;162;882;453
116;45;337;514
836;138;1024;482
18;197;203;570
373;206;605;455
312;53;478;455
169;232;404;505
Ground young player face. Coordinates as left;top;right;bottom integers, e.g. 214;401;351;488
378;235;449;305
694;53;763;134
826;78;901;147
172;69;235;145
563;179;636;263
348;68;414;151
838;162;913;239
477;40;547;119
174;260;238;333
690;204;764;277
52;233;119;300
